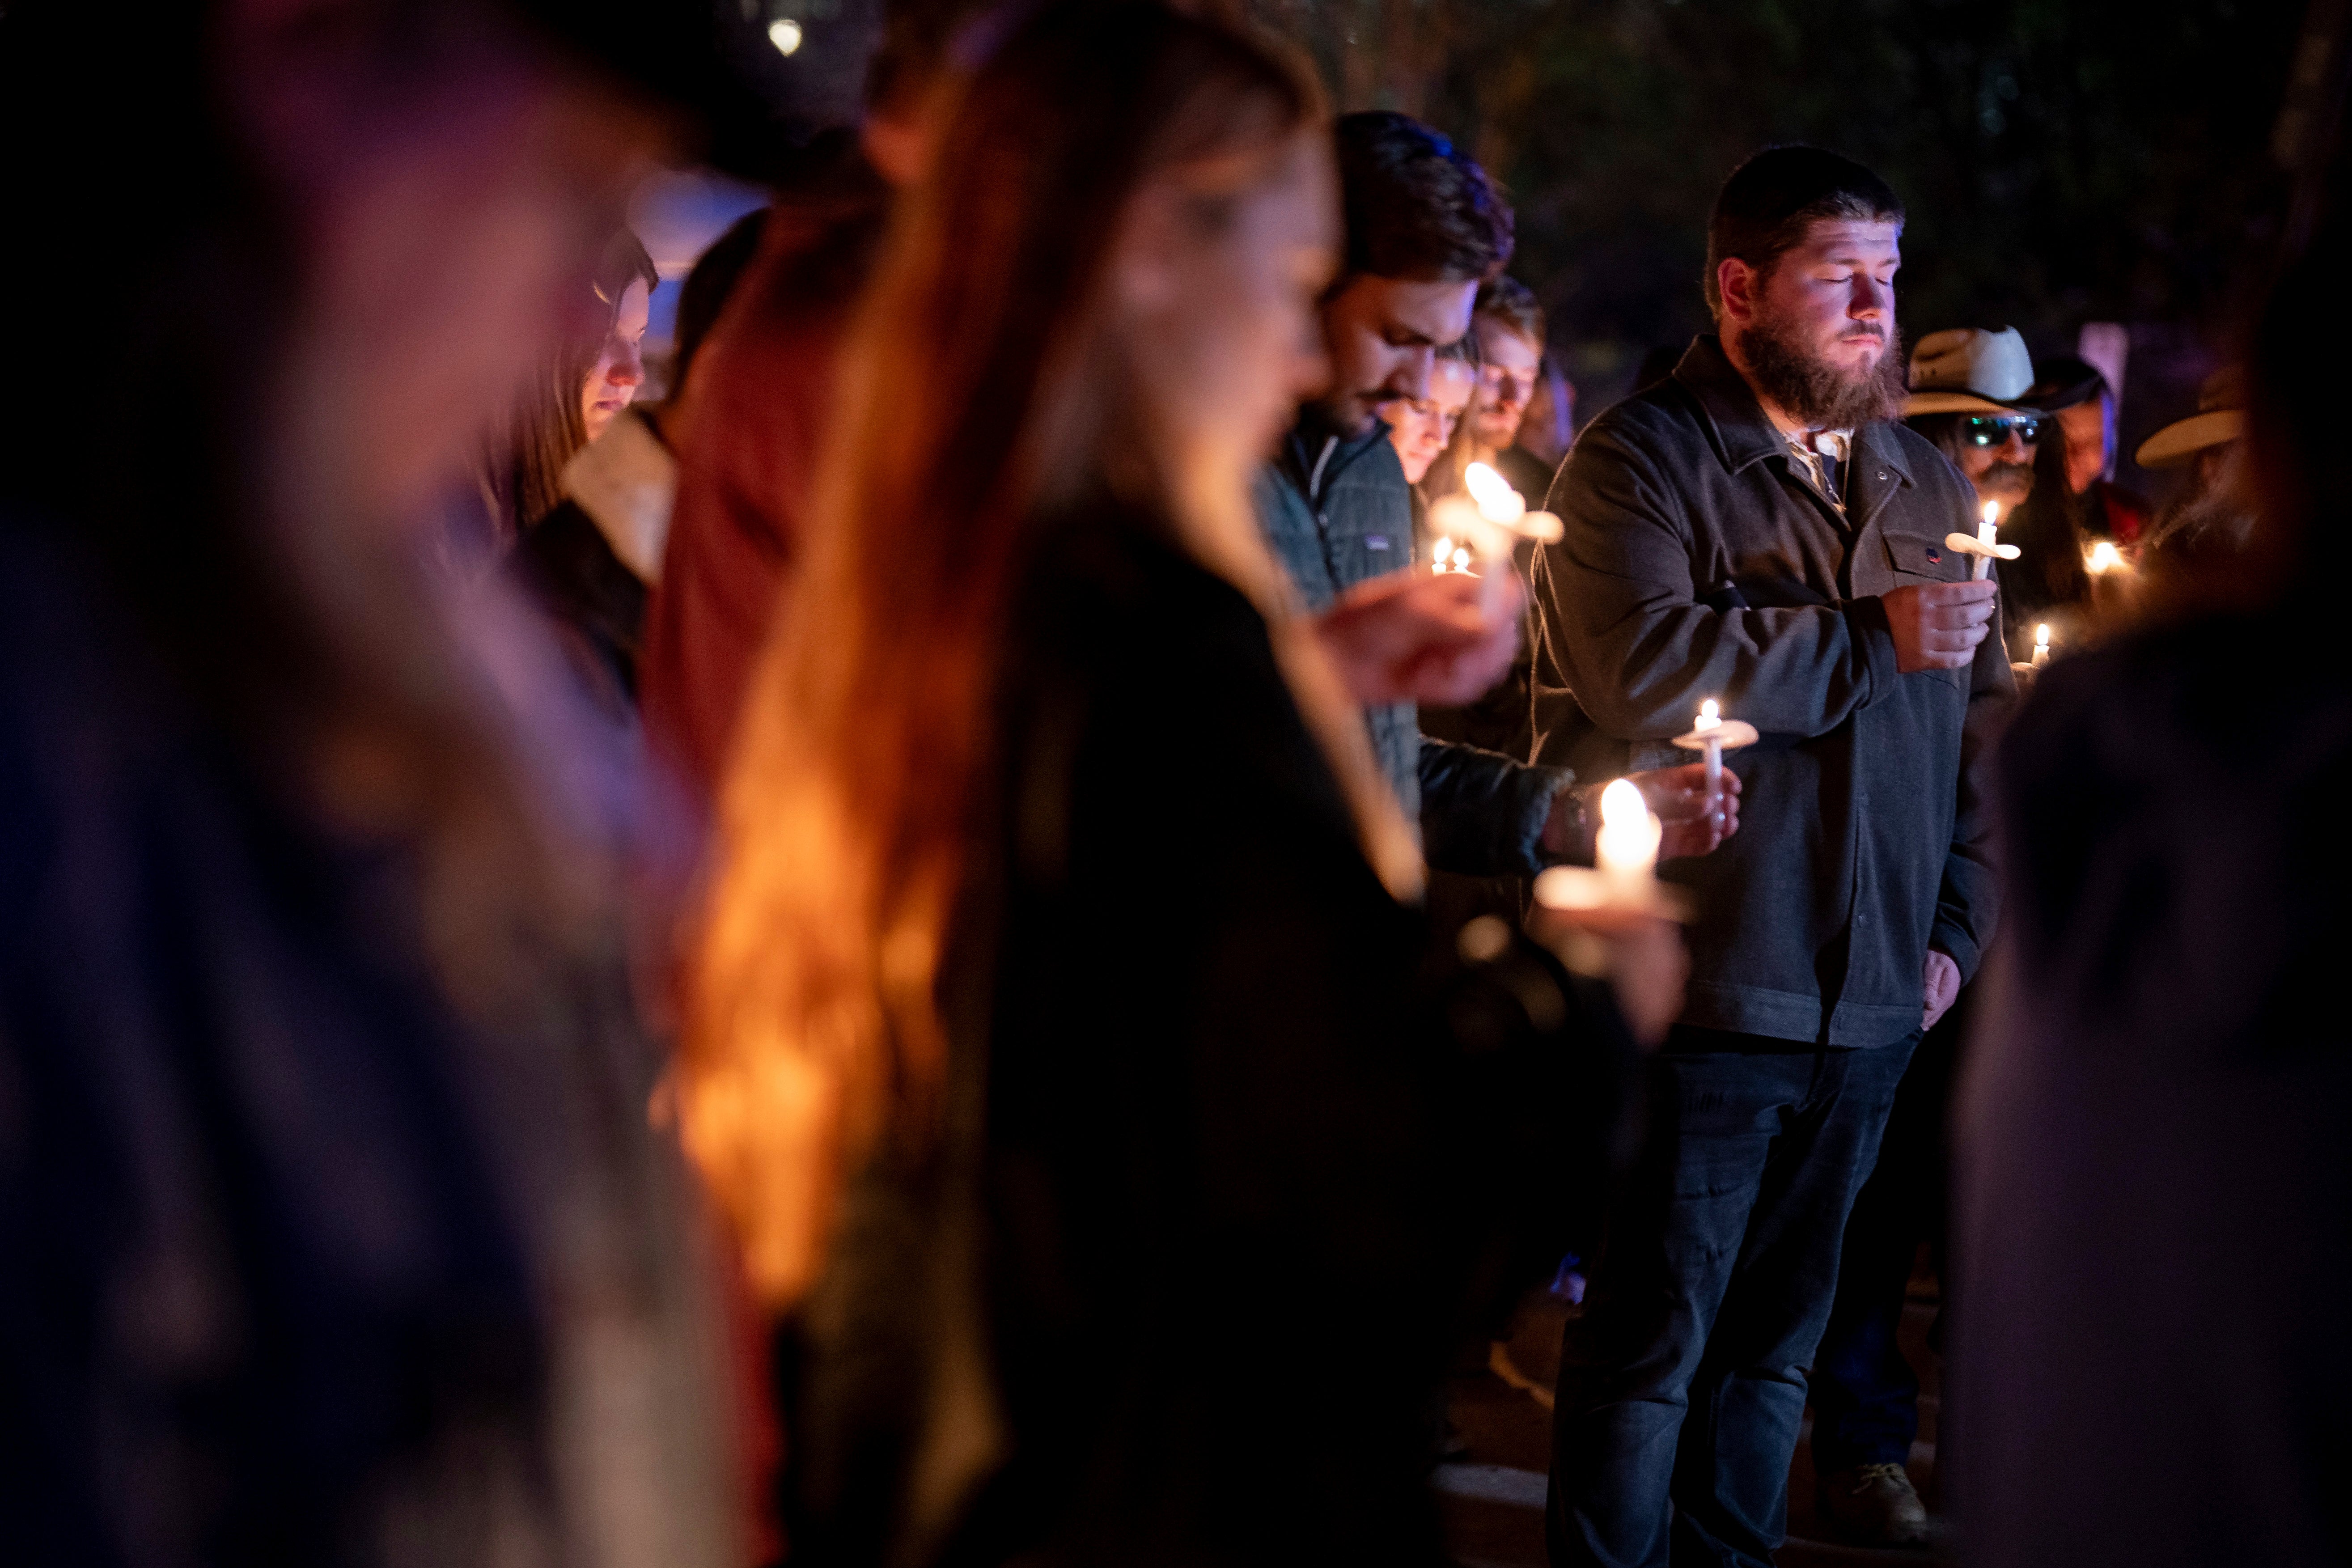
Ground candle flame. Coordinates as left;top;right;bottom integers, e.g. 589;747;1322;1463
1431;536;1451;575
1697;699;1721;731
1599;777;1647;831
2035;623;2051;649
1463;462;1526;524
2085;540;2125;575
1981;499;2000;528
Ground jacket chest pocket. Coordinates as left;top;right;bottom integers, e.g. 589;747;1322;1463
1882;532;1962;581
1342;530;1405;581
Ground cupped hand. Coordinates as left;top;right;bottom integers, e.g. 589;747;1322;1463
1525;904;1688;1048
1883;581;1997;673
1631;762;1741;859
1310;568;1523;708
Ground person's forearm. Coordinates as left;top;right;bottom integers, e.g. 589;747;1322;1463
1559;596;1896;742
1419;737;1570;877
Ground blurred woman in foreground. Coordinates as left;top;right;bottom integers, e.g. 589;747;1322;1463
681;5;1670;1562
0;2;738;1563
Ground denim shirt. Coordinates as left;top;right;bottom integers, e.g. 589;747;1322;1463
1529;336;2013;1046
1255;410;1568;876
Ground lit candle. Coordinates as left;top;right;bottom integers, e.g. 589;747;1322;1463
1673;698;1759;803
1431;536;1454;577
2033;623;2051;667
2084;540;2125;576
1427;463;1568;614
1946;499;2020;581
1594;778;1661;904
1694;699;1723;788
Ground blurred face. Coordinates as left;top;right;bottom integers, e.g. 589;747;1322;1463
1317;273;1479;438
1469;318;1541;452
1114;129;1337;494
1390;357;1475;483
1720;217;1905;430
582;276;652;439
1519;368;1573;465
2056;394;2113;495
223;4;664;522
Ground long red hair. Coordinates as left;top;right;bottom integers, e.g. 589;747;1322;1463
679;2;1402;1308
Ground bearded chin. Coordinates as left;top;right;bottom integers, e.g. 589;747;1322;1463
1739;314;1909;429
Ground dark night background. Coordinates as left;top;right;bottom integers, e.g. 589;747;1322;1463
752;0;2314;497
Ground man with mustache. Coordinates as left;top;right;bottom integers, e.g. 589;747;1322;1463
1528;147;2012;1568
1904;326;2045;526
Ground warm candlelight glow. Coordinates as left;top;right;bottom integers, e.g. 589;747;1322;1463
1595;778;1661;898
1464;461;1526;523
1432;536;1453;576
1981;499;2000;531
1696;699;1721;732
2085;540;2126;575
2033;623;2051;668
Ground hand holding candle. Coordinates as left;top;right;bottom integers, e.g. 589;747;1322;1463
1532;778;1695;920
1427;461;1564;617
1671;698;1758;836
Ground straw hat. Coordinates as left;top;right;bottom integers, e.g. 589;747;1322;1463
2135;367;2246;468
1905;327;2036;416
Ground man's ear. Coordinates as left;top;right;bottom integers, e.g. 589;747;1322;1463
1717;257;1759;326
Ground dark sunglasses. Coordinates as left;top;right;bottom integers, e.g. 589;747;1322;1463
1960;414;2044;447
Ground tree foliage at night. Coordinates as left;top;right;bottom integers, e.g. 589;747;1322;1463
1251;0;2305;406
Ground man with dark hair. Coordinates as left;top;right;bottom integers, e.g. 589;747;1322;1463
1468;275;1555;502
1260;111;1732;885
1530;145;2011;1567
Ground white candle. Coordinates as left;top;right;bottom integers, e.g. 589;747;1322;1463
1974;500;2000;581
1694;699;1723;788
1594;778;1661;904
2033;623;2051;667
1460;462;1524;614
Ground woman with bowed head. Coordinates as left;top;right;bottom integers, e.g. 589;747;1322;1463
472;229;663;557
680;5;1678;1562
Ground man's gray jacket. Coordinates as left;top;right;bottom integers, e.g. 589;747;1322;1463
1530;336;2011;1047
1254;409;1569;876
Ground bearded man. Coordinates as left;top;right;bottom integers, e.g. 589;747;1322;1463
1528;147;2012;1568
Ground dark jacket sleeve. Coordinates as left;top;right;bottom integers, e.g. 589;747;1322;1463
1417;736;1570;877
1541;411;1900;740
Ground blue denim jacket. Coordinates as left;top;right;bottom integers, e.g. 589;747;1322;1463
1255;410;1569;877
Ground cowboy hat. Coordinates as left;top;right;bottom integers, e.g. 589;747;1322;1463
2136;366;2245;468
1905;326;2035;416
2021;354;2109;413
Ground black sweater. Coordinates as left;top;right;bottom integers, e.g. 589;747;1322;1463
783;507;1634;1567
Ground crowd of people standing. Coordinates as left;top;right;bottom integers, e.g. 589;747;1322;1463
0;1;2338;1567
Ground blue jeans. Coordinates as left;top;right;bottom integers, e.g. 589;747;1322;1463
1547;1033;1918;1568
1806;990;1962;1474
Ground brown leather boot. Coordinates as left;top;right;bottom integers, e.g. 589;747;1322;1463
1816;1461;1932;1548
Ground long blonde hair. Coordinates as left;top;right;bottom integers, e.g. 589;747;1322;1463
679;0;1411;1309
